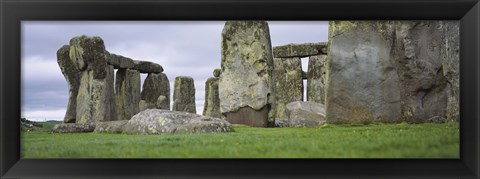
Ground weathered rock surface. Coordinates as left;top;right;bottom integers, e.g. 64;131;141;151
141;73;170;105
132;60;163;73
69;35;107;79
326;21;402;124
71;36;114;124
139;100;156;112
51;123;95;133
203;77;223;118
106;53;135;69
94;120;128;133
273;57;303;119
173;76;196;113
441;21;460;122
219;21;276;127
124;109;233;134
326;21;459;124
213;68;222;77
283;101;327;128
273;42;328;58
307;55;327;104
57;45;80;123
225;106;270;127
393;21;449;123
156;95;169;110
115;69;141;121
105;65;117;121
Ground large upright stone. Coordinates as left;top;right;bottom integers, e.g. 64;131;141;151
219;21;276;127
115;69;141;121
105;65;117;121
326;21;402;124
441;21;460;122
393;21;449;123
203;77;222;118
173;76;196;113
141;73;170;109
273;57;303;119
57;45;80;123
70;36;112;124
307;55;327;104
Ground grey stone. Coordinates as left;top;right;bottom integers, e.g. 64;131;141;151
141;73;170;105
132;60;163;73
156;95;170;110
284;101;327;128
273;42;328;58
219;21;276;127
105;65;117;121
115;69;141;121
106;53;135;69
124;109;233;135
94;120;128;133
203;77;223;118
326;21;402;124
213;68;222;77
51;123;95;133
307;55;327;104
69;35;107;79
393;21;449;123
441;21;460;122
273;57;303;119
173;76;196;113
139;100;157;112
57;45;80;123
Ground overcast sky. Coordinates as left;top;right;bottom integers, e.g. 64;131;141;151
21;21;329;121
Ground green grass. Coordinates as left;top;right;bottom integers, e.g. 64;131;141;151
21;122;459;158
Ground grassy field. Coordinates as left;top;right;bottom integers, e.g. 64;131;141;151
21;121;459;158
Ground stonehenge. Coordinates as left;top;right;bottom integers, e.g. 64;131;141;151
57;20;460;131
57;35;170;126
219;21;276;127
173;76;196;113
203;69;223;118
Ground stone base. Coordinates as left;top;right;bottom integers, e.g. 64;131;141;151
224;106;269;127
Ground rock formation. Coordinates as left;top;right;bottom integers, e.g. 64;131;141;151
219;21;276;127
57;45;80;123
203;75;222;118
51;123;96;133
173;76;196;113
273;57;303;119
140;72;170;110
273;42;328;58
326;21;459;124
307;55;327;104
70;36;114;124
94;120;128;133
124;109;233;134
283;101;326;128
115;68;141;121
442;21;460;122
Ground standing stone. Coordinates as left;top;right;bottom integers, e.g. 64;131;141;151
219;21;276;127
203;77;223;118
307;55;327;104
156;95;169;110
141;73;170;108
441;21;460;122
326;21;402;124
105;65;116;121
393;21;449;123
115;69;141;121
173;76;196;113
273;57;303;119
57;45;80;123
70;36;111;124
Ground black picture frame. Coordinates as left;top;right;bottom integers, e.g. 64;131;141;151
1;0;479;178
